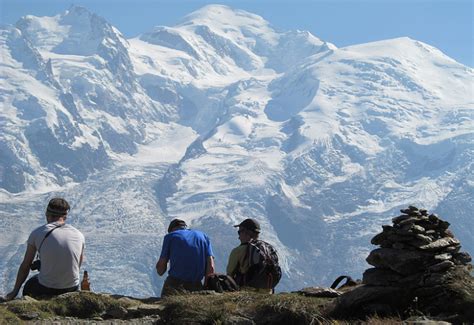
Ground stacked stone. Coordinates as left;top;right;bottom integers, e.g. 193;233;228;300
363;205;472;288
332;206;473;320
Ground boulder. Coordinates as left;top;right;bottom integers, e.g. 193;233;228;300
453;251;472;264
331;285;411;318
428;260;455;273
419;238;460;252
366;248;433;275
362;268;403;286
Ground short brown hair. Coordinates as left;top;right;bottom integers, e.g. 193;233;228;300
168;219;187;233
46;198;70;217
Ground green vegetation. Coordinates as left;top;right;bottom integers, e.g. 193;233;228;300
48;291;132;318
0;289;469;323
0;291;335;323
2;298;52;320
160;291;331;324
1;292;137;322
0;306;22;324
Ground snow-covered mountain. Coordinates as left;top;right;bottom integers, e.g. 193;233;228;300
1;5;472;297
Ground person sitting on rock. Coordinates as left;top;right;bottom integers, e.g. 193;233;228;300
227;218;281;293
156;219;215;297
5;198;85;300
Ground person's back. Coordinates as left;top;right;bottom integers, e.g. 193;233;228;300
5;197;85;300
165;229;211;283
242;239;281;290
227;218;280;293
29;222;84;289
156;219;215;296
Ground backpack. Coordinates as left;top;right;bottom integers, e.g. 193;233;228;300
205;273;239;293
244;239;282;289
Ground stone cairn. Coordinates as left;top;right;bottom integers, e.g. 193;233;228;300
364;205;471;289
332;206;473;321
357;205;474;321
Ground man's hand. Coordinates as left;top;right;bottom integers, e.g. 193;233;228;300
5;288;19;301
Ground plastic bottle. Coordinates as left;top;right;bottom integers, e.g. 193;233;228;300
81;270;90;291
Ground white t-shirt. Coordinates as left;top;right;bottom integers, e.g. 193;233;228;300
28;221;85;289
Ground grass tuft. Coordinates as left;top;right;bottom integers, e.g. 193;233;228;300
3;292;135;320
159;291;333;324
0;306;22;324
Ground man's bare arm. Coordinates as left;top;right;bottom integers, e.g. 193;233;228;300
206;256;215;276
5;244;36;300
79;244;84;267
156;257;168;276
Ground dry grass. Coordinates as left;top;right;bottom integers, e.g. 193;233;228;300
0;291;424;324
0;306;22;324
160;291;333;324
1;292;134;321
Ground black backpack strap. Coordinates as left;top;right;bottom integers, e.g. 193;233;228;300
244;240;261;284
330;275;355;289
37;224;64;254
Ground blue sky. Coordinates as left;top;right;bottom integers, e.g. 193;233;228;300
1;0;473;67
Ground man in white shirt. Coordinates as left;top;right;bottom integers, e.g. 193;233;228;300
5;198;85;299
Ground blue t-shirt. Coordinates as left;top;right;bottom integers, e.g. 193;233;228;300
160;229;214;282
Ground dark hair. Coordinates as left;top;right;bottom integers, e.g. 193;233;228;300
168;219;187;233
242;227;260;239
46;198;70;217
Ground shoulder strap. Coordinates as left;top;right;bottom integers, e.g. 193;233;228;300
37;224;64;253
246;240;261;267
330;275;354;289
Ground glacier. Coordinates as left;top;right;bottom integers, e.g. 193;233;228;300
0;4;473;297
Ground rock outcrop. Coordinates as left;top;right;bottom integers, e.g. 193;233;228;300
332;206;474;322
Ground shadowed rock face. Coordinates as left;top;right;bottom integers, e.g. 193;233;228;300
332;206;474;323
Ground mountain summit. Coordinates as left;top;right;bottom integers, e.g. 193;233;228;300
0;5;472;297
16;5;123;55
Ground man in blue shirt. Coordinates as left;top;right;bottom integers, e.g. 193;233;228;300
156;219;215;296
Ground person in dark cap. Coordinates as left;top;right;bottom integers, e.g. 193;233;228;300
227;218;282;292
156;219;215;296
234;218;261;233
226;218;270;291
5;198;85;300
